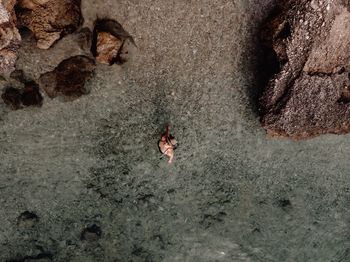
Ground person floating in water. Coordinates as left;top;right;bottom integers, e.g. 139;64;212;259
158;125;177;164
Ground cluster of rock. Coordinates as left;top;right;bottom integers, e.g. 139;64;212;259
0;0;135;109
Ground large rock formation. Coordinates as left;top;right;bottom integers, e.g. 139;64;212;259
0;0;21;73
260;0;350;139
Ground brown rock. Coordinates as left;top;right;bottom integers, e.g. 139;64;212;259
1;86;21;109
16;0;83;49
304;8;350;74
0;0;21;73
21;80;43;107
39;55;95;100
10;69;27;82
1;80;43;109
95;31;123;65
260;0;350;139
92;18;135;65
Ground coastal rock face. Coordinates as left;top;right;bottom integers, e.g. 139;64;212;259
0;0;21;73
260;0;350;139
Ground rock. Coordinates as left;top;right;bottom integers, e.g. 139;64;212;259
10;69;27;83
260;0;350;139
304;8;350;74
91;18;135;65
39;55;95;100
1;80;42;109
16;0;83;49
21;80;43;107
95;31;123;65
0;0;21;73
81;224;102;241
17;211;39;228
1;86;22;109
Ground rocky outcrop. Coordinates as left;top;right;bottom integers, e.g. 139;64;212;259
0;0;21;73
16;0;83;49
260;0;350;139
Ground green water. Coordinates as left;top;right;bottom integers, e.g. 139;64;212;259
0;0;349;261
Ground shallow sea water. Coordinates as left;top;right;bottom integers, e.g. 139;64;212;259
0;0;349;261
